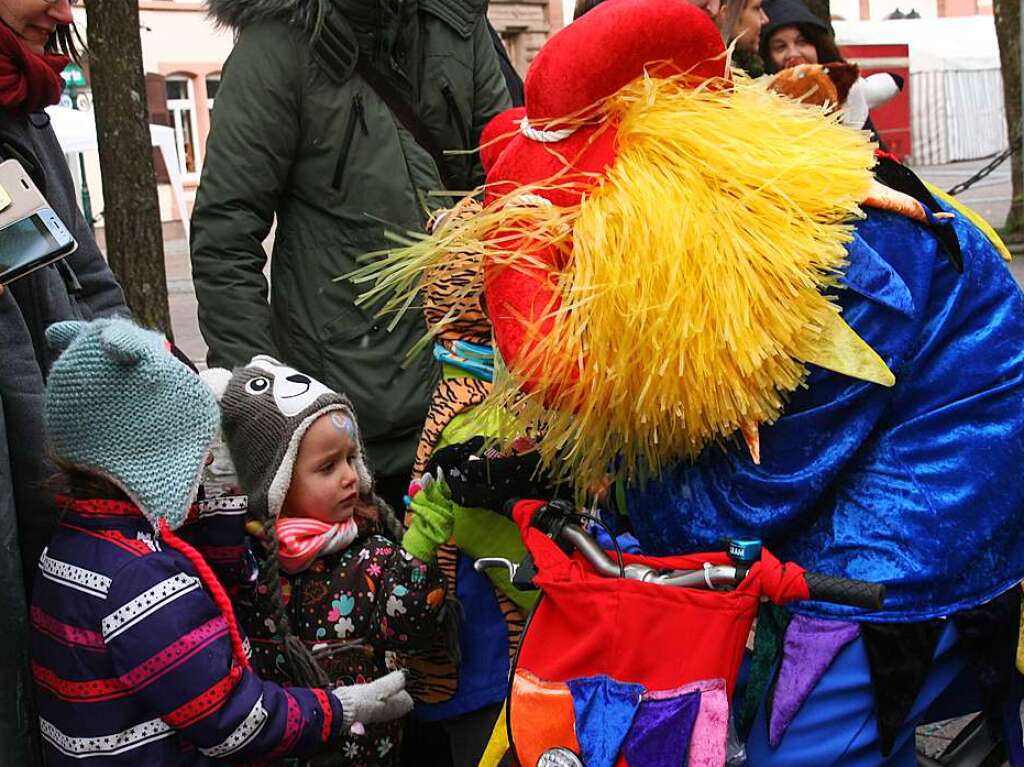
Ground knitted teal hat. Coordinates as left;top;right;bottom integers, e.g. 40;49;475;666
45;318;220;531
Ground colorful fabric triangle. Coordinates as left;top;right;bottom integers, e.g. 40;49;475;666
740;602;791;735
862;620;944;756
680;678;728;767
621;688;700;767
567;676;645;767
769;615;860;747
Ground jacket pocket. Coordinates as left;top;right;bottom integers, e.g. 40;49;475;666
331;93;369;190
440;83;468;148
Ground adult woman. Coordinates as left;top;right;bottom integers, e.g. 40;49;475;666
0;2;127;763
758;0;841;73
717;0;769;56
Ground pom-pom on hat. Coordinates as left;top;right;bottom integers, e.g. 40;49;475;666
44;318;220;531
207;356;372;520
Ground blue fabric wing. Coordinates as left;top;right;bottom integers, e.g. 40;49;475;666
627;208;1024;620
567;676;645;767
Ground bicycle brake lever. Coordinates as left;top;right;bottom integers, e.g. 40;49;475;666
474;558;518;580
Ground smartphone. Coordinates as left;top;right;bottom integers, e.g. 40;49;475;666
0;158;48;228
0;207;77;285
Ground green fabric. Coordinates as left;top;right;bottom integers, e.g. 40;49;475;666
403;480;456;562
740;602;793;736
190;7;511;475
435;406;539;612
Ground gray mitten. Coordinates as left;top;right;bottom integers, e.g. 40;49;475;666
331;670;414;726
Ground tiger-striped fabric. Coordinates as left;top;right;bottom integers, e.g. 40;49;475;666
404;200;527;705
412;376;490;479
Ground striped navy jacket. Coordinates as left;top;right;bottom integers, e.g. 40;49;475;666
30;496;344;764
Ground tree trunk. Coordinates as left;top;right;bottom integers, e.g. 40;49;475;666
993;0;1023;238
84;0;172;336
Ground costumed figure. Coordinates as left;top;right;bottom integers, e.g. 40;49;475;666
351;0;1024;763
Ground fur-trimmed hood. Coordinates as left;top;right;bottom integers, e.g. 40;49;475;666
205;0;325;33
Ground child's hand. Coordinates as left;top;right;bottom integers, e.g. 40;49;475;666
331;670;413;726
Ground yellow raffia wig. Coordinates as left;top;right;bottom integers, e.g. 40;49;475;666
352;72;893;486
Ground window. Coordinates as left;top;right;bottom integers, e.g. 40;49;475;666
206;73;220;122
165;75;200;176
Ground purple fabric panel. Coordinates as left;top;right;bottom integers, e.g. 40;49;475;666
769;615;860;747
622;690;700;767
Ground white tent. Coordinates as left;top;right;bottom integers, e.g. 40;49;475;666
44;105;190;242
834;17;1007;165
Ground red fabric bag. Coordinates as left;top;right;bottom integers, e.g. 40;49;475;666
514;523;807;695
506;501;810;766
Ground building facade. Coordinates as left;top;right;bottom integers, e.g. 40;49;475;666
833;0;992;20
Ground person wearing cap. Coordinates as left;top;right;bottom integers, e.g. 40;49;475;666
31;318;414;766
758;0;842;73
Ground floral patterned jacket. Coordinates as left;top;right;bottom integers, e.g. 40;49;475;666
240;517;445;766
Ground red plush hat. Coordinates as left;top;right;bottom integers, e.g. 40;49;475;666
482;0;728;394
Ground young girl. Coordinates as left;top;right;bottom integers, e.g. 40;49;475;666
210;356;451;766
31;318;411;766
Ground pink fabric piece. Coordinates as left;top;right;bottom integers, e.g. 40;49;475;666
638;678;728;767
31;606;105;651
276;517;359;574
677;679;728;767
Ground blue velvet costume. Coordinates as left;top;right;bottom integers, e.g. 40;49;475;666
627;207;1024;622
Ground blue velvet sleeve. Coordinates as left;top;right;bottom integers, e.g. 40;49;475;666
627;209;1024;621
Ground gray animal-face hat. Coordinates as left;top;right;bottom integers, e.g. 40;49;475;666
202;356;372;520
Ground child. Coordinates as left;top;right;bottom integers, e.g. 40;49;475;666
210;356;451;766
30;318;412;766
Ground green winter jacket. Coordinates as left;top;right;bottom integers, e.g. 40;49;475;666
191;0;511;476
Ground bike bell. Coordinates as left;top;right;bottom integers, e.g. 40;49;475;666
727;538;762;565
538;747;585;767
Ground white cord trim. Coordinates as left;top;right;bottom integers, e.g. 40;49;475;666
508;193;554;208
519;117;576;143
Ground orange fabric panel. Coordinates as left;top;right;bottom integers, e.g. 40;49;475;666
509;669;580;767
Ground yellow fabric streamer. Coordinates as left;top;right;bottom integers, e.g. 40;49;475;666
477;703;510;767
481;75;888;484
926;182;1013;263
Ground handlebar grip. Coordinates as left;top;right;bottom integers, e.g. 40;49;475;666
804;572;885;610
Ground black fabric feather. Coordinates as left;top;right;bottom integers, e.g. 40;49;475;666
861;620;944;756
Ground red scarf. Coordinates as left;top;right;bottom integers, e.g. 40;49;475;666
276;517;360;575
0;23;68;115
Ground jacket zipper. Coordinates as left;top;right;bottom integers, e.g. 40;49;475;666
331;94;369;190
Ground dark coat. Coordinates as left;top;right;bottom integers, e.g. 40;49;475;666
191;0;512;478
0;109;128;766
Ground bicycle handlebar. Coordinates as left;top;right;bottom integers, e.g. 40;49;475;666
803;572;885;611
513;501;886;610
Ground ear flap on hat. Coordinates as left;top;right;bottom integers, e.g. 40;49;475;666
46;320;86;353
99;323;153;366
200;367;233;401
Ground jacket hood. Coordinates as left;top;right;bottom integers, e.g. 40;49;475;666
759;0;829;49
205;0;325;33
